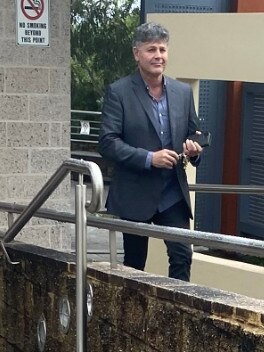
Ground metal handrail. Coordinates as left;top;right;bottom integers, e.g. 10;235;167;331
1;178;264;350
1;199;264;259
2;158;103;244
71;110;102;148
0;158;104;352
1;183;264;222
189;184;264;194
1;174;264;352
85;214;264;260
1;182;264;261
71;110;102;115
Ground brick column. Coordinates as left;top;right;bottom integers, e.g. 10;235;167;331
0;0;72;250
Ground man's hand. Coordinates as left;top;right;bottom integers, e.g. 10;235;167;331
183;138;203;158
152;149;179;169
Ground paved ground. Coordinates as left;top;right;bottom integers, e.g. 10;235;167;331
70;180;124;263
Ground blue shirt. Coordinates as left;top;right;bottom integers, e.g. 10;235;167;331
145;81;183;213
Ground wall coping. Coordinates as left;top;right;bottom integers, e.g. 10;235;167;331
5;242;264;333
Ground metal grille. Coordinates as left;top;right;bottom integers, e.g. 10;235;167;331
153;3;213;12
195;80;211;230
195;80;227;232
144;0;231;13
198;80;211;127
248;96;264;224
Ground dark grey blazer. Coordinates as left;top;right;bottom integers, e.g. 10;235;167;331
99;71;200;221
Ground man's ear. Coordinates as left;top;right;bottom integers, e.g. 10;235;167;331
133;47;139;62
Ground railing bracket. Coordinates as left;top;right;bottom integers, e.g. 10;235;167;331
0;241;19;265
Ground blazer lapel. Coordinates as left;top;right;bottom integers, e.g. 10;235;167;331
166;79;183;151
131;72;161;139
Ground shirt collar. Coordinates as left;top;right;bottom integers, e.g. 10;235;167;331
142;75;167;92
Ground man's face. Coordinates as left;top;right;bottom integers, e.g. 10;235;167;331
133;40;168;78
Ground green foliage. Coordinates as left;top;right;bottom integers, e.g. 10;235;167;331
71;0;140;110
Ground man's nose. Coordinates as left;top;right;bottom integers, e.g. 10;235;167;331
155;49;162;57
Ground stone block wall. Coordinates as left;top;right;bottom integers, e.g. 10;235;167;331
0;0;72;250
1;244;264;351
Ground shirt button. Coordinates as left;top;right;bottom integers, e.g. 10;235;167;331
159;113;162;117
161;131;164;135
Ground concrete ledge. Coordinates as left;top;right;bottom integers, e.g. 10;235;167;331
88;262;264;330
146;238;264;300
192;252;264;300
1;243;264;351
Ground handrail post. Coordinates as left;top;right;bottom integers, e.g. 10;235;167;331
8;212;14;228
75;174;87;352
2;158;103;245
109;230;117;269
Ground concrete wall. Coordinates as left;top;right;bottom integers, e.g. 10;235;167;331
192;252;264;300
1;244;264;351
0;0;71;250
146;238;264;300
148;13;264;82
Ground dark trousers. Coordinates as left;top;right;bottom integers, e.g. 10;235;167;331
123;200;192;282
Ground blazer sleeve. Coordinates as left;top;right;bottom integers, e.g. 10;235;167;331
188;85;200;136
188;86;202;167
99;85;149;171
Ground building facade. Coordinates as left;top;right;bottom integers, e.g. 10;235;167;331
0;0;72;250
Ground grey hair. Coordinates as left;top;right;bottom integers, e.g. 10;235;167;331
132;22;169;48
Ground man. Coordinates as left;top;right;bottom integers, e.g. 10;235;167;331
99;22;202;281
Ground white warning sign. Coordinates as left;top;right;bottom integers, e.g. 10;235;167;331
16;0;49;46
